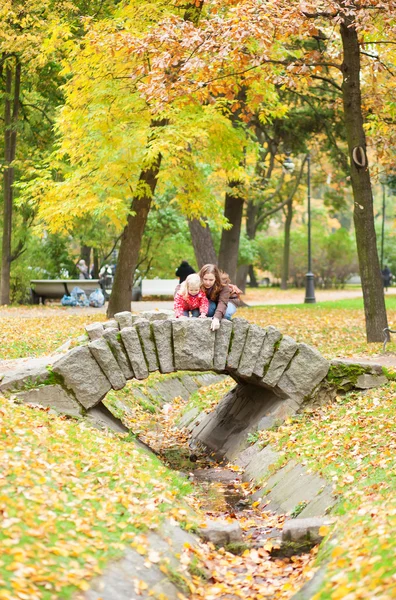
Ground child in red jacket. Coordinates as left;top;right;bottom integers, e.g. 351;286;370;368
174;274;209;318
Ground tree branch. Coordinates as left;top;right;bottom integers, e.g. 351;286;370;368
311;74;342;92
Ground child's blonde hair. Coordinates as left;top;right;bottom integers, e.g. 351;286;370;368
179;273;201;299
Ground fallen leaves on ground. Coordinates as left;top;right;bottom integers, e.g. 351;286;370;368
0;395;193;599
258;382;396;599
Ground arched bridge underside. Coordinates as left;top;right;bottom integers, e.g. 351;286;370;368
50;310;330;455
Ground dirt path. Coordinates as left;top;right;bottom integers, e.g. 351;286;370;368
1;287;395;319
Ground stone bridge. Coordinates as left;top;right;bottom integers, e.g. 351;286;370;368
43;310;328;455
1;310;387;457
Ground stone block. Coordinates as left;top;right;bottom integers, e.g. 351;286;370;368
114;311;133;329
237;324;266;377
134;319;159;372
177;407;201;429
120;327;149;380
242;445;280;482
103;329;134;380
141;310;174;321
277;343;330;399
226;318;250;370
86;402;129;433
252;326;282;378
191;383;285;461
0;356;51;392
103;319;119;330
198;519;242;546
88;338;127;390
298;487;335;518
261;462;326;515
52;347;111;409
149;378;191;403
85;322;105;341
355;373;388;389
173;319;215;371
15;385;82;417
213;319;233;371
151;319;174;373
262;335;298;387
282;517;332;545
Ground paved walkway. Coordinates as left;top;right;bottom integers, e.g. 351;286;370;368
0;287;395;319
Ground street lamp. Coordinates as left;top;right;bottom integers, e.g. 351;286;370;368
281;152;315;302
304;154;316;303
380;179;386;270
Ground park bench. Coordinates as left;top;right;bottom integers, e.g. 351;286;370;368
30;278;178;304
30;279;101;304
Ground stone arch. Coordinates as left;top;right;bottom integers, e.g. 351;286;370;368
51;311;330;449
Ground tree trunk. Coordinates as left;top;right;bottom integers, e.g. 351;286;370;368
236;265;248;291
1;59;21;305
248;264;258;287
281;199;293;290
218;183;244;283
80;245;91;270
188;218;217;268
92;248;99;278
340;17;388;341
239;199;259;290
107;153;162;316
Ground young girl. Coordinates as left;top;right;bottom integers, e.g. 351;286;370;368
174;274;209;318
199;264;236;331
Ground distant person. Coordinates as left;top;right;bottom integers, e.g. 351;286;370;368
174;274;209;318
382;265;392;292
175;260;195;284
77;259;90;280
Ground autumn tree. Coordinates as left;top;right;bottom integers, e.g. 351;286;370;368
132;0;395;341
0;0;118;304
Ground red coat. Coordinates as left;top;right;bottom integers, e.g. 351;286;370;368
174;291;209;317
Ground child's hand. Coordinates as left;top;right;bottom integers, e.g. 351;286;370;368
211;317;220;331
199;313;207;319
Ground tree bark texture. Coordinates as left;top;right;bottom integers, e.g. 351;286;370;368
107;153;162;317
218;183;244;283
188;218;217;268
340;18;388;341
1;59;21;305
106;2;203;315
281;199;293;290
80;245;91;270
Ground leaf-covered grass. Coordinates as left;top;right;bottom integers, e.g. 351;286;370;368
255;383;396;599
0;396;195;600
0;314;105;360
238;299;396;358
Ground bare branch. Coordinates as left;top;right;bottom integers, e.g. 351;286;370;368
311;74;342;92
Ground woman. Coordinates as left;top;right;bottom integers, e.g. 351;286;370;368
199;264;237;331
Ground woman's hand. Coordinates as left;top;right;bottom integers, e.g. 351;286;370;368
211;317;220;331
199;313;207;319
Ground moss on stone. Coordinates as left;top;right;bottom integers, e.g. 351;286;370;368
326;363;367;391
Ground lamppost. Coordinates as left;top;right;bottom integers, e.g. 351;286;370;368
304;154;316;303
282;152;315;301
380;180;386;270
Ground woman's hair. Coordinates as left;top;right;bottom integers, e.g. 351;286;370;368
199;264;224;300
179;273;201;299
